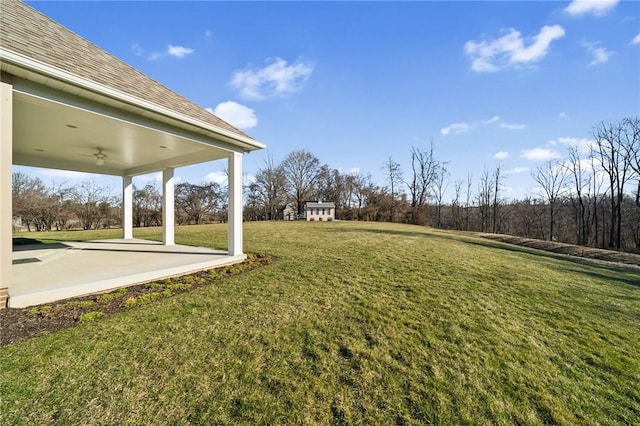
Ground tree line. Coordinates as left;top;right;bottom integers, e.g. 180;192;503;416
12;117;640;252
12;176;228;232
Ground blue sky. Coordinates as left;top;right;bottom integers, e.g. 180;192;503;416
18;0;640;201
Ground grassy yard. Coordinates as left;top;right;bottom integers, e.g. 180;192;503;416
2;221;639;424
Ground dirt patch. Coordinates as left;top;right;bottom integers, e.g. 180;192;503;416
0;253;273;347
478;233;640;271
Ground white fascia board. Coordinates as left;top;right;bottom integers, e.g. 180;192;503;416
0;48;266;152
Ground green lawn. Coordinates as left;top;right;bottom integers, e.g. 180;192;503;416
2;221;639;424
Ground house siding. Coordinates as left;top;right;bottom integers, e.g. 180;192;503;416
305;202;336;221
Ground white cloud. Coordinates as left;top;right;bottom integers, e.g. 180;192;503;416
132;43;144;57
167;45;194;58
633;33;640;45
465;25;565;72
231;57;314;100
494;151;510;160
484;115;500;124
134;43;194;60
520;148;562;161
555;136;595;154
204;171;228;186
558;112;567;119
504;166;530;175
581;42;613;66
440;122;470;136
500;122;527;130
565;0;619;17
209;101;258;130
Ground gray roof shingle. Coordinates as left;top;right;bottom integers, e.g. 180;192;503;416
0;0;255;143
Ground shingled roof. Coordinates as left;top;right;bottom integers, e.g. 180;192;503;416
0;0;258;146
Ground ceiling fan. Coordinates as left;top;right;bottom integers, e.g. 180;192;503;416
93;147;107;166
79;147;126;167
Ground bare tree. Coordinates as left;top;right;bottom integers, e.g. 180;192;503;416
621;117;640;207
133;182;162;227
12;172;52;231
432;164;449;228
71;181;115;230
175;182;223;225
406;142;440;225
451;179;464;230
351;173;374;221
382;157;403;222
281;150;321;216
532;160;568;241
592;120;634;249
565;146;590;245
464;173;473;231
492;164;503;233
250;155;288;220
50;181;75;231
477;167;492;232
316;165;341;203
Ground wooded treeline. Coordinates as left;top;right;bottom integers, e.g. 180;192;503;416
12;117;640;252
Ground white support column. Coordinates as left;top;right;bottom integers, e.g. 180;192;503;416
122;175;133;240
1;81;13;300
162;168;175;246
228;152;243;256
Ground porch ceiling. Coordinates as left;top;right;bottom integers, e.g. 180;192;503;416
12;88;231;177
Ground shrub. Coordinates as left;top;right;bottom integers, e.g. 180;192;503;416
146;283;164;290
64;300;95;309
123;292;162;308
166;283;192;292
28;305;53;315
99;288;127;302
78;311;104;323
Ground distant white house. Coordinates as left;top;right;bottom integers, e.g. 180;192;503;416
282;204;298;221
306;202;336;221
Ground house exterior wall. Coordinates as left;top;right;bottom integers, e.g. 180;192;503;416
305;203;336;221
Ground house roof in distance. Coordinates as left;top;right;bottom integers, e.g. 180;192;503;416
0;0;263;151
307;202;336;208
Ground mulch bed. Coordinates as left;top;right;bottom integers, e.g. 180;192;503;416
0;253;273;347
478;233;640;270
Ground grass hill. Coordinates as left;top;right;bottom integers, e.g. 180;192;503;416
2;221;639;424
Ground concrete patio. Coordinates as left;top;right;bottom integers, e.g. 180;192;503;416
10;239;245;308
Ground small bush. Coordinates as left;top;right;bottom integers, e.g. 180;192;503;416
64;300;95;309
166;283;192;292
99;288;127;302
28;305;53;315
146;283;164;290
123;292;162;308
78;311;104;323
